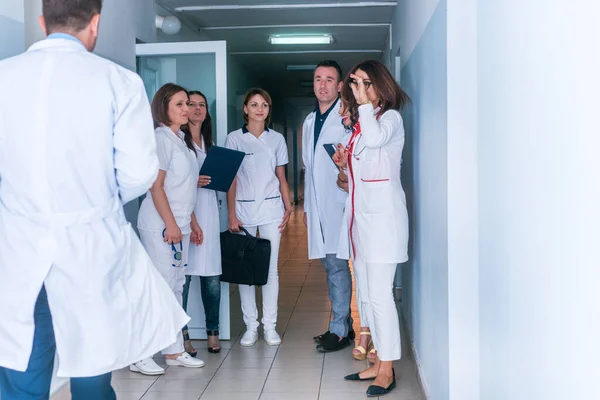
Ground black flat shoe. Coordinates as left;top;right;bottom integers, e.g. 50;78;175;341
366;369;396;397
348;329;356;340
313;330;330;343
344;372;376;381
316;334;350;353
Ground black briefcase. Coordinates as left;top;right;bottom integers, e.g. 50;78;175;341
220;227;271;286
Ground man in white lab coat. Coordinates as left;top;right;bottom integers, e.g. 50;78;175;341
302;60;354;352
0;1;188;399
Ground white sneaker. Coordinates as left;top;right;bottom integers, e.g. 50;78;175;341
129;357;165;376
240;330;259;346
264;329;282;346
165;352;205;368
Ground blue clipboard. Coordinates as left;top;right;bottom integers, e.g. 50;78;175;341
199;146;245;192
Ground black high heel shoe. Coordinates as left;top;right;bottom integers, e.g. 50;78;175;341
207;329;221;354
182;329;197;358
366;368;396;397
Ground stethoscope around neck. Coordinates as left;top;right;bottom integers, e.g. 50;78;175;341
162;229;187;268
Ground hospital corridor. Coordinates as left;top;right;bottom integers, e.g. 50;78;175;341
50;207;425;400
1;1;599;400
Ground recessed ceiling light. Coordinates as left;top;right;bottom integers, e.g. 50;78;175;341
269;35;333;45
287;65;317;71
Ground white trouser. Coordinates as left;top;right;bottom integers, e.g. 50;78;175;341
239;222;281;332
352;256;401;361
139;229;189;355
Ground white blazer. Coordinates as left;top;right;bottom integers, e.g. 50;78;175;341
0;38;189;377
302;99;351;259
338;104;409;264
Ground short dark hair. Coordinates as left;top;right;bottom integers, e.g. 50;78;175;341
314;60;343;83
243;88;273;127
42;0;103;33
341;59;411;126
151;83;189;129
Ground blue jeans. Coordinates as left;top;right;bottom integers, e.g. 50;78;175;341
321;254;353;338
182;275;221;332
0;286;115;400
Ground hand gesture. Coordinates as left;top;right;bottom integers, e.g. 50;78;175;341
164;224;182;245
198;175;211;188
191;224;204;246
333;144;348;168
228;214;243;233
279;206;292;233
349;73;370;106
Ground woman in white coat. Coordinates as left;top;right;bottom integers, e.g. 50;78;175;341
225;88;292;347
181;90;223;355
334;60;410;397
132;83;205;375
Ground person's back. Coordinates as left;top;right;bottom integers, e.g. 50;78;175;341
0;42;151;214
0;2;189;399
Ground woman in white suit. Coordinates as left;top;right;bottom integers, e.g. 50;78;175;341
334;60;410;397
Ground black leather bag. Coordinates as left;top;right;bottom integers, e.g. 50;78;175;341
220;227;271;286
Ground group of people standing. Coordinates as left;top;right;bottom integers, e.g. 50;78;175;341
0;1;409;399
303;59;410;397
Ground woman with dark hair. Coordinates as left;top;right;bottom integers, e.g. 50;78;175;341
180;91;223;356
333;60;410;397
225;88;292;347
132;83;205;375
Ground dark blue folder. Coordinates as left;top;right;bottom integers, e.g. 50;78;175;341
199;146;245;192
323;143;338;166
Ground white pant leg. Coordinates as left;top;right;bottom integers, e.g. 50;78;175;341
257;222;281;331
365;262;401;361
238;225;260;332
351;257;371;329
139;230;188;355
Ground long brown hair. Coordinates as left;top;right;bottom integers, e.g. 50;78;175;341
182;90;213;155
243;88;272;127
341;60;410;127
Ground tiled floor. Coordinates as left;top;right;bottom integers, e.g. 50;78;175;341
52;207;425;400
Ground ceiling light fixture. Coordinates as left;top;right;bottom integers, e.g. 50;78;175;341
175;2;397;12
287;64;317;71
155;15;181;35
270;35;333;45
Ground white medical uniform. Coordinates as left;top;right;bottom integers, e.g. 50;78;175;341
138;126;199;354
338;104;409;361
0;38;189;377
225;127;288;332
302;99;351;260
187;138;222;277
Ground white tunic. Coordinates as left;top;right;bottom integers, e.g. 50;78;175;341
338;104;409;264
137;126;199;234
224;127;288;226
0;38;189;377
187;139;222;276
302;99;351;259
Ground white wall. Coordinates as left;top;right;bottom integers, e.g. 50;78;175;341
0;1;25;59
394;0;449;398
477;1;600;399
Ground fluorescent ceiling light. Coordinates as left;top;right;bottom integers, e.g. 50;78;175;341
176;2;397;12
270;35;333;45
287;64;317;71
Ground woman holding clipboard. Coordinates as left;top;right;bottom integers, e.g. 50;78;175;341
225;88;292;347
181;91;223;356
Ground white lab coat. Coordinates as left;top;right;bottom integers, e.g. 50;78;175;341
302;99;351;260
187;139;222;276
338;104;409;264
0;38;189;377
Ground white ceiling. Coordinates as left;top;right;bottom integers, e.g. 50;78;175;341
156;1;395;100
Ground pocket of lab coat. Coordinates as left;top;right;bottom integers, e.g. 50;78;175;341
360;179;392;214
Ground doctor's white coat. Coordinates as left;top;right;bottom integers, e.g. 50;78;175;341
302;99;351;260
0;38;189;377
